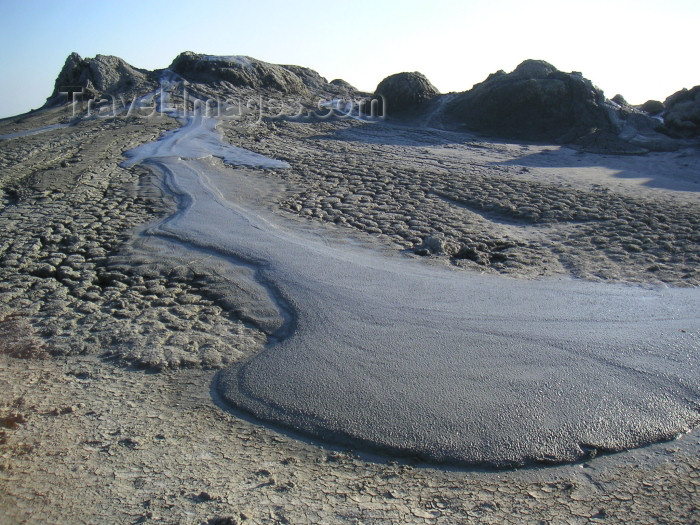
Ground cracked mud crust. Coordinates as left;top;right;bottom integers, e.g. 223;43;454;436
0;104;699;523
1;355;699;524
0;108;266;370
222;118;700;286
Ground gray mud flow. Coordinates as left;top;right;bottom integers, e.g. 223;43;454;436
126;115;700;468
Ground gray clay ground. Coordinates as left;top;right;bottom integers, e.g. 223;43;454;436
0;102;699;523
223;118;700;286
116;114;699;467
2;354;699;524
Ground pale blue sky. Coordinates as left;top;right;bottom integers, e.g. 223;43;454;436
0;0;698;118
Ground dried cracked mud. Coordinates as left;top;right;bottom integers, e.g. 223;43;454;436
1;103;699;524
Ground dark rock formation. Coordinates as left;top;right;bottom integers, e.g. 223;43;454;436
661;86;700;138
610;110;677;152
443;59;613;142
640;99;664;115
611;94;628;106
281;65;332;92
281;65;358;96
510;59;557;79
46;52;155;105
329;78;359;94
374;72;439;114
603;94;680;152
170;52;308;95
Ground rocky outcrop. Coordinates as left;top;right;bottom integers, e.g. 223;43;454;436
170;52;308;95
610;111;676;152
602;94;677;152
640;99;664;116
281;65;330;92
374;72;440;114
611;94;628;106
46;52;155;105
280;65;359;96
443;60;613;142
329;78;358;94
661;86;700;138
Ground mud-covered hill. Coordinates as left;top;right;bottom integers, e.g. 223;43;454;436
43;51;363;110
169;52;308;95
372;60;699;151
45;52;158;105
443;59;612;142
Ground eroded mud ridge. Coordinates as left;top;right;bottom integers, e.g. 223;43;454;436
225;119;700;285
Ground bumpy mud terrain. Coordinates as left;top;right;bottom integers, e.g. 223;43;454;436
223;118;700;286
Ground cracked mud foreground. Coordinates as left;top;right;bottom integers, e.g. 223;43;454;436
1;103;699;524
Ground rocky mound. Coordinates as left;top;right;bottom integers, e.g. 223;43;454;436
374;72;439;114
280;65;358;96
600;94;671;152
170;52;308;95
662;86;700;138
640;99;664;116
46;52;155;105
281;65;331;92
611;94;628;106
444;59;613;142
329;78;359;94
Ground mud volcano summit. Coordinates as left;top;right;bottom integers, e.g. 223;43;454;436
0;48;699;488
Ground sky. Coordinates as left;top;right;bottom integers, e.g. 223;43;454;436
0;0;698;119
